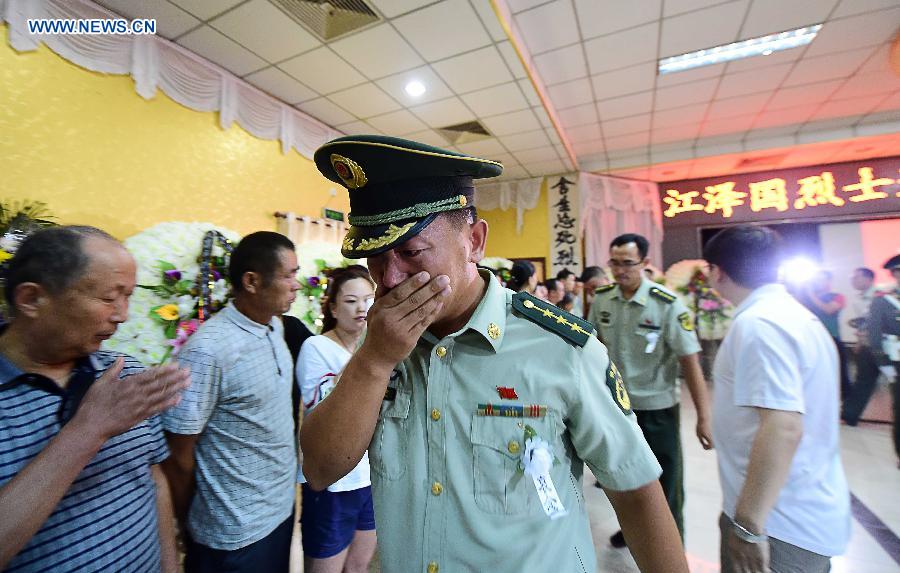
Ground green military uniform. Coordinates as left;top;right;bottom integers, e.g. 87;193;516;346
866;255;900;460
370;271;661;572
313;135;661;573
587;277;701;537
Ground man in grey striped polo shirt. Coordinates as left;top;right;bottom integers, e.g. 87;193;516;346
162;231;300;573
0;226;190;572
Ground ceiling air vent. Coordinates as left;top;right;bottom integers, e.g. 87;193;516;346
270;0;380;41
437;120;493;145
734;153;789;170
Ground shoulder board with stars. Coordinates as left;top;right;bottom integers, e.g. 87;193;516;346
649;287;676;304
512;292;593;348
595;284;616;295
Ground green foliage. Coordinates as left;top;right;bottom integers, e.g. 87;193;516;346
0;200;56;235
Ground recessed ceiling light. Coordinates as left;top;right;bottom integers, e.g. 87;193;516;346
658;24;822;75
405;80;426;97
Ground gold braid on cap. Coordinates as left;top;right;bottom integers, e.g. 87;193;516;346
348;195;468;226
351;222;416;253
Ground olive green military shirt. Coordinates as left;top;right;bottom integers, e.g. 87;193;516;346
368;271;661;573
868;290;900;362
587;277;701;411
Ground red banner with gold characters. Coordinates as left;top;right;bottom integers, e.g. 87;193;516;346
660;157;900;226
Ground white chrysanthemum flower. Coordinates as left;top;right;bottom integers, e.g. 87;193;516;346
176;294;195;318
211;279;230;303
296;241;353;277
664;259;706;292
287;241;351;332
480;257;514;270
104;222;240;365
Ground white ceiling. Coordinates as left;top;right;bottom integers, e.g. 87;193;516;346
613;130;900;182
94;0;900;182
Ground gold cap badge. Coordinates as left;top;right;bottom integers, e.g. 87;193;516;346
330;153;367;189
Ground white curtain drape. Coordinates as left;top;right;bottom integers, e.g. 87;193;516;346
1;0;342;159
578;173;663;268
475;177;542;234
276;213;346;249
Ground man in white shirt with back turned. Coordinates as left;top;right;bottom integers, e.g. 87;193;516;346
704;225;850;573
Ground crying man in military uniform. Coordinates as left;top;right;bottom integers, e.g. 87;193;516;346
300;136;688;573
588;233;714;548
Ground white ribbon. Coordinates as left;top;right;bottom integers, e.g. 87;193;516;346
522;437;567;520
644;331;659;354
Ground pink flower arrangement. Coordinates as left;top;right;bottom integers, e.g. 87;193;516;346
665;261;733;340
167;319;200;356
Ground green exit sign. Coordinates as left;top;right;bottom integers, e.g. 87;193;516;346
322;208;345;222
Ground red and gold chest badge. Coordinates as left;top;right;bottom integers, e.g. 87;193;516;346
496;386;518;400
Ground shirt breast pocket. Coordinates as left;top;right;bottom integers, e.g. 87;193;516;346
470;413;561;516
369;390;411;480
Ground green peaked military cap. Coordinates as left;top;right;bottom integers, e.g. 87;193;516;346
314;134;503;259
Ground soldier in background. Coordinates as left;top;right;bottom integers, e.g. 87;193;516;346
581;265;609;318
866;255;900;464
842;267;879;426
588;233;713;548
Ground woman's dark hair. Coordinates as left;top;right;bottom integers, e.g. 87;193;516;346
321;265;374;333
507;260;535;292
229;231;295;293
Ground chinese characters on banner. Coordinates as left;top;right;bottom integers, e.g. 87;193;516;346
662;160;900;223
547;174;583;279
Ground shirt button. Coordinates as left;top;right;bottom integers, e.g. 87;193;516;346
427;561;439;573
431;482;443;496
508;440;521;454
431;408;441;421
435;346;447;358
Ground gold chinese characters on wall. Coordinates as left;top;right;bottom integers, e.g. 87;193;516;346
663;162;900;221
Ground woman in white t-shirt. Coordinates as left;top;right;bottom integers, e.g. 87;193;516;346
297;265;375;573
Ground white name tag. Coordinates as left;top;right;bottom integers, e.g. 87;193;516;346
644;331;659;354
522;438;568;520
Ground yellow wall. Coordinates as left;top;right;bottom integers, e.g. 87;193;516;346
480;180;549;261
0;25;347;239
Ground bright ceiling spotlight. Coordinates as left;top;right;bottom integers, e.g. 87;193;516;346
658;24;822;74
405;80;426;97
